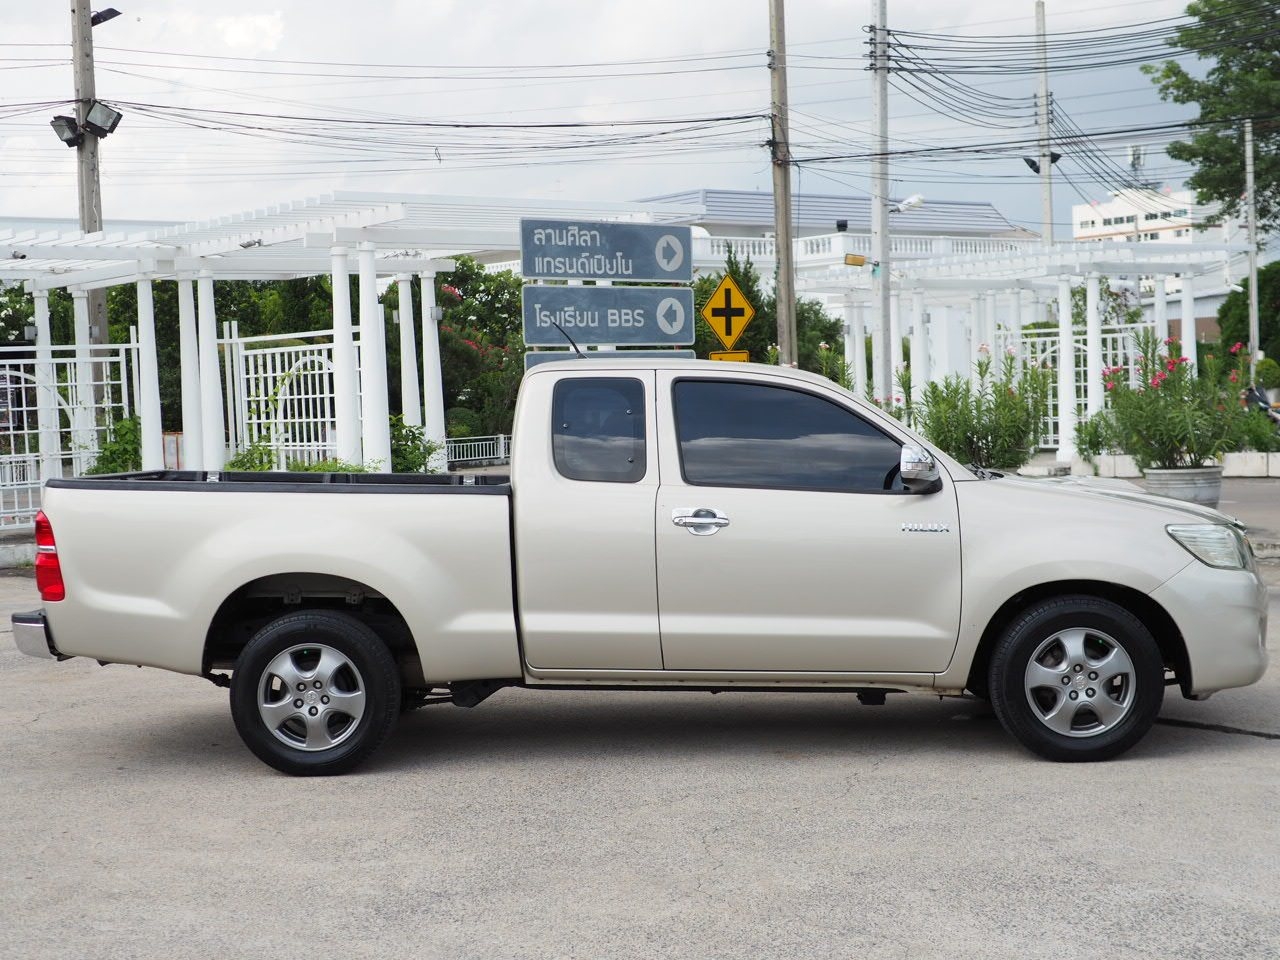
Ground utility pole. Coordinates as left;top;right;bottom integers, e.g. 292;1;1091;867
870;0;892;400
1035;0;1053;243
1245;118;1260;382
768;0;797;366
71;0;107;345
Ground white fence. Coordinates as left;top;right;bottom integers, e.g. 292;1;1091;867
446;435;510;465
1005;322;1151;448
0;341;137;528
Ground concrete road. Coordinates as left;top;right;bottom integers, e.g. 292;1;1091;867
1;571;1277;960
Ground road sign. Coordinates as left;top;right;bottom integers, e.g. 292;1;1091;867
700;275;756;351
522;286;695;347
709;350;750;362
524;349;695;371
520;219;693;283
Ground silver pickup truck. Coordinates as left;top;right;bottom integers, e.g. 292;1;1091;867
13;358;1269;774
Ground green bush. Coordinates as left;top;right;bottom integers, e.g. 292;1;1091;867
445;407;482;438
84;417;142;475
285;458;367;472
912;353;1050;470
1256;357;1280;390
389;414;443;473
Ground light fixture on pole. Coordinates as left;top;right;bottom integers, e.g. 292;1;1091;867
895;193;925;214
1022;153;1061;175
83;100;123;137
90;7;122;26
50;115;84;148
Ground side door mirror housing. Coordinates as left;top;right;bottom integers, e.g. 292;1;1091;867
900;444;942;494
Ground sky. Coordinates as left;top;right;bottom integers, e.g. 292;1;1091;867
0;0;1201;236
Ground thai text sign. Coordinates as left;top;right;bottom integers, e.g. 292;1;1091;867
522;287;695;347
520;219;693;283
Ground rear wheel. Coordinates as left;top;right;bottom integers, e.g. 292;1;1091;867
230;611;400;776
988;596;1163;762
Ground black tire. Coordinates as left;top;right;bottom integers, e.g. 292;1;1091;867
230;610;401;776
988;595;1164;762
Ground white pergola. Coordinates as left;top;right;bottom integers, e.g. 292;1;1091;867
0;192;700;474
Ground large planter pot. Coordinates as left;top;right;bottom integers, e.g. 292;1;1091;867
1143;465;1224;508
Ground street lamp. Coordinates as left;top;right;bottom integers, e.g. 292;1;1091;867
83;100;123;137
50;115;84;147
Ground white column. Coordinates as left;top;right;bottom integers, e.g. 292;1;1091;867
396;275;421;428
870;323;886;401
842;301;859;396
330;247;361;464
1153;276;1169;345
984;292;998;358
1180;274;1198;375
134;279;163;470
910;288;929;406
357;243;392;469
933;305;953;379
1010;289;1025;344
197;272;225;470
854;305;868;398
70;289;94;470
889;291;903;393
419;272;446;471
1085;273;1103;415
31;290;62;481
968;295;983;376
1056;277;1076;462
177;278;202;470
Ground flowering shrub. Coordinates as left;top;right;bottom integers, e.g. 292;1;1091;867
1077;331;1253;470
911;352;1050;470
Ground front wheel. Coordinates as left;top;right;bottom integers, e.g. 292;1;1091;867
988;596;1164;762
230;611;401;776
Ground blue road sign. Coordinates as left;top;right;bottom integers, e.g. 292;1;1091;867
524;349;695;371
520;219;693;283
522;286;695;347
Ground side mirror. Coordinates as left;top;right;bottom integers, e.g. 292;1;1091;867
900;444;941;494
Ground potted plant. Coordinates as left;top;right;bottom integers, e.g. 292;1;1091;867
1076;333;1249;507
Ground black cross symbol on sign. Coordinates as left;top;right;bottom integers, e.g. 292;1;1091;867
710;287;746;337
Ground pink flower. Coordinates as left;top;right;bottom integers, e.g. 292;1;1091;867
1230;341;1243;354
1178;356;1190;364
1150;377;1162;389
1105;381;1116;391
1164;337;1177;346
442;284;462;300
1229;370;1239;383
1166;360;1177;371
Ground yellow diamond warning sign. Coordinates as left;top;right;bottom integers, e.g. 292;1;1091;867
700;275;755;351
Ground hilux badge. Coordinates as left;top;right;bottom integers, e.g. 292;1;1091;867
901;522;950;533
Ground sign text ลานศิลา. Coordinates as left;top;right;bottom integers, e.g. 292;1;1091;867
520;220;693;283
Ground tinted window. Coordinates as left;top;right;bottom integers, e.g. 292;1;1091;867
673;380;904;493
552;378;646;483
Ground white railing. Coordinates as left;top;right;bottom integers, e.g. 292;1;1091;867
0;341;136;528
446;434;510;465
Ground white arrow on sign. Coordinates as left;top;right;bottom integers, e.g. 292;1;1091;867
656;297;686;336
655;234;685;273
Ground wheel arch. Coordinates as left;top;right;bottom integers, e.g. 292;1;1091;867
203;572;423;684
967;579;1190;698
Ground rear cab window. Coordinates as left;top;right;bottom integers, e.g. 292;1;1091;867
551;377;647;483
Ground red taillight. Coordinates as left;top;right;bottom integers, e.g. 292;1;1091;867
34;511;64;602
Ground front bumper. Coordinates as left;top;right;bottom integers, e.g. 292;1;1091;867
12;610;64;661
1150;563;1268;695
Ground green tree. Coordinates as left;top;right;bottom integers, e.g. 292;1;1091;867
1217;259;1280;363
1143;0;1280;228
692;249;841;370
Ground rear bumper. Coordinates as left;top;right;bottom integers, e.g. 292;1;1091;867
12;610;64;661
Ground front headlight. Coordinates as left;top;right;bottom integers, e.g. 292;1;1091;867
1166;524;1248;569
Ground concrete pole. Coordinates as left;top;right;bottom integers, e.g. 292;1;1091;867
134;278;163;470
329;247;361;464
396;275;421;428
768;0;797;366
196;272;225;469
1035;0;1054;243
1181;274;1197;375
870;0;892;398
419;273;447;471
1056;277;1076;462
1085;273;1103;415
357;243;392;469
70;289;94;469
176;278;202;470
1153;276;1169;345
31;290;62;481
70;0;107;349
1245;119;1260;381
910;288;929;406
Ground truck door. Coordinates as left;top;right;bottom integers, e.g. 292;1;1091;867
514;371;663;670
654;373;961;674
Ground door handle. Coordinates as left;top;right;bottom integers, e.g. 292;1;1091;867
672;508;730;536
